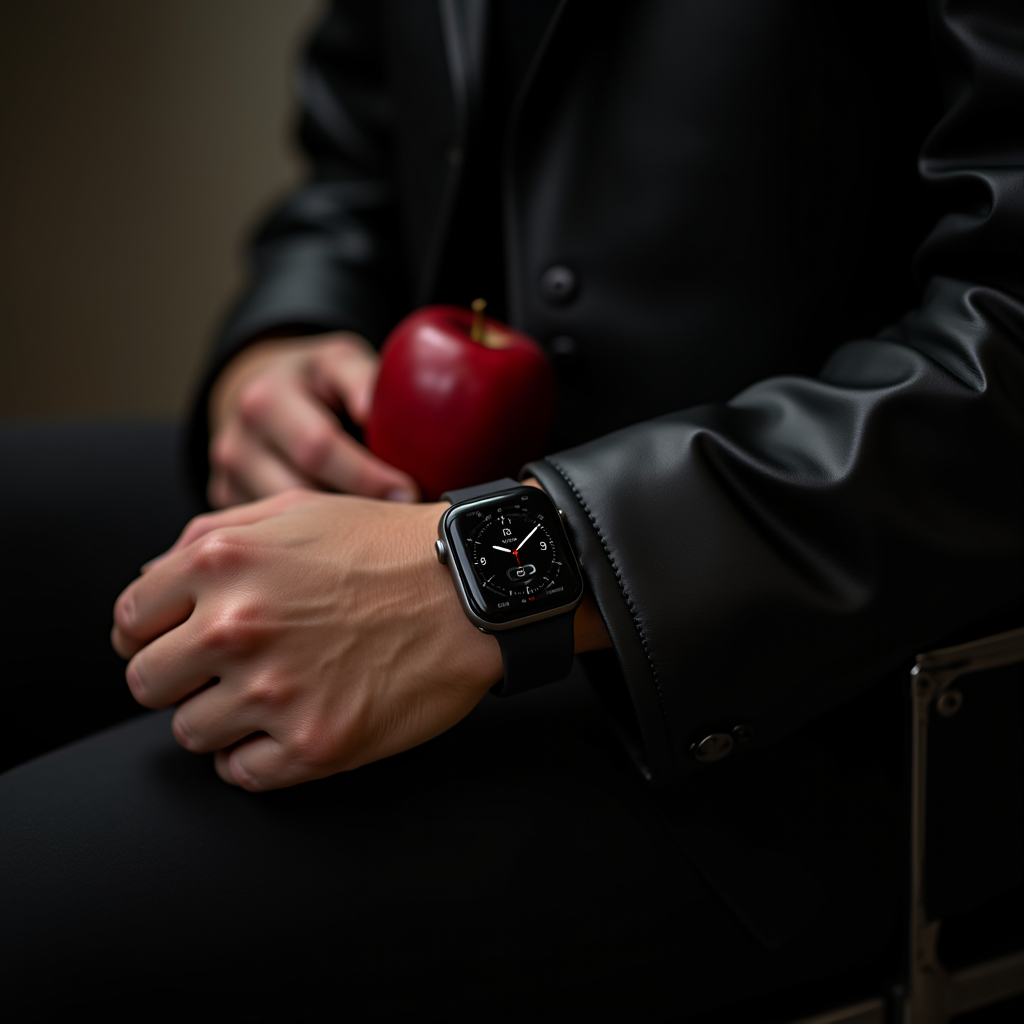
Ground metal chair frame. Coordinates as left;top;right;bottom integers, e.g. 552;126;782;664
792;626;1024;1024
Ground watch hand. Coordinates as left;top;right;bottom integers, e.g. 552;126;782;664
514;524;540;553
492;545;511;553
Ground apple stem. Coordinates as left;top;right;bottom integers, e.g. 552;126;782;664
470;298;486;344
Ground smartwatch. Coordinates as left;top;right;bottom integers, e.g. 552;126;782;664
436;478;584;697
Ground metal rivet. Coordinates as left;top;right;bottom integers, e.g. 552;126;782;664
936;690;963;717
731;724;754;744
540;265;578;305
434;540;447;565
691;733;734;762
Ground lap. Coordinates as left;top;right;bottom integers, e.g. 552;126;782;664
0;420;899;1022
0;661;879;1024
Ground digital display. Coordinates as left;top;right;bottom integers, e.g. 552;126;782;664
445;488;583;625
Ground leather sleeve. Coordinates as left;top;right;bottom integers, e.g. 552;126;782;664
527;0;1024;784
184;0;408;497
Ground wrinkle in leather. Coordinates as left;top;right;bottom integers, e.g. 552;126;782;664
187;0;1024;948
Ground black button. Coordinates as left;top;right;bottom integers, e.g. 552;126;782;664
548;335;579;359
540;265;578;304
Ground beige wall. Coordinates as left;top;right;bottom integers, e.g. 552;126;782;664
0;0;321;421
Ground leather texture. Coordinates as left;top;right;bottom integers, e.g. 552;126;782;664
189;0;1023;820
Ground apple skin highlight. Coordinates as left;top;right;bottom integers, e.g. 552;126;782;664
366;305;556;500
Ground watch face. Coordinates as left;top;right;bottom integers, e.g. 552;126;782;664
445;488;583;626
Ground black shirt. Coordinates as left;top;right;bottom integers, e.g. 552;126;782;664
435;0;559;321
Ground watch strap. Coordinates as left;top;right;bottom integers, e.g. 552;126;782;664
441;478;521;504
442;477;577;698
490;611;576;698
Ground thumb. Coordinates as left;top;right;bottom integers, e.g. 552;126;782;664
312;335;379;426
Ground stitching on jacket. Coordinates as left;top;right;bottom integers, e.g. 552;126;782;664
544;457;669;726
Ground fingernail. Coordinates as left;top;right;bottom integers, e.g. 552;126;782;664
386;488;416;503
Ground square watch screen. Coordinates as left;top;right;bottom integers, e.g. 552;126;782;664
445;488;584;625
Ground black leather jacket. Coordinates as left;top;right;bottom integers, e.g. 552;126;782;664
189;0;1023;941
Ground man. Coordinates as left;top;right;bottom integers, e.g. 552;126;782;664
3;2;1022;1020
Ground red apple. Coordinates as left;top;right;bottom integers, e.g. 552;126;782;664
365;303;556;500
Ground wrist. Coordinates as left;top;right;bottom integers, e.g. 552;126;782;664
437;477;612;672
413;500;504;695
519;478;611;654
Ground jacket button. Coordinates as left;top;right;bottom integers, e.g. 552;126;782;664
548;335;578;358
691;733;734;762
540;265;578;304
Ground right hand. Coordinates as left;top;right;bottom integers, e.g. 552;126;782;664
207;332;420;509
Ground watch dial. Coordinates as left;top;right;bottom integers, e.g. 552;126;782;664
447;491;581;622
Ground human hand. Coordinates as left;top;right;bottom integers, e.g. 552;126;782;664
207;332;420;509
111;489;502;790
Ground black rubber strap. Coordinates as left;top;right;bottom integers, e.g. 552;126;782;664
442;477;576;698
490;612;576;698
441;478;521;504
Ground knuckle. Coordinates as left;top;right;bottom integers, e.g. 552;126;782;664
240;671;288;710
190;530;244;576
236;378;275;426
202;602;259;656
179;512;215;548
287;723;332;770
210;431;240;474
292;427;335;476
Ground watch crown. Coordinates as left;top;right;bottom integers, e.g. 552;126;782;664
434;540;447;565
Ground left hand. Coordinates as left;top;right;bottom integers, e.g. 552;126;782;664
111;489;502;791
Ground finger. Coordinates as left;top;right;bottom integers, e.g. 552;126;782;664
253;385;419;500
210;421;314;503
310;337;379;425
205;470;249;513
111;622;145;660
113;555;196;647
214;733;306;792
124;618;217;709
164;488;313;562
172;678;264;753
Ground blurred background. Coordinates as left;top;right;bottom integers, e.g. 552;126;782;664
0;0;321;422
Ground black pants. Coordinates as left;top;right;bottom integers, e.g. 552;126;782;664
0;422;895;1023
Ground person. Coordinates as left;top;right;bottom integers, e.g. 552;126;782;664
2;1;1022;1021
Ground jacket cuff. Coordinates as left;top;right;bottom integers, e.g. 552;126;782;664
525;454;676;783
